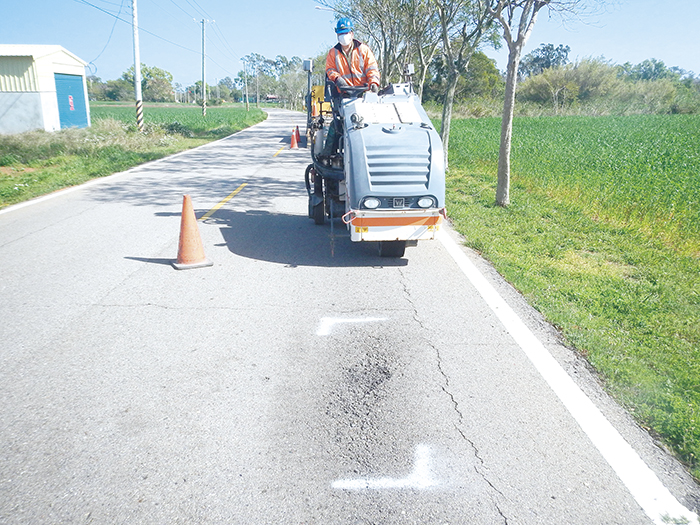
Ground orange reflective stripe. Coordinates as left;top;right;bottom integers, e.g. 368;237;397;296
351;216;442;227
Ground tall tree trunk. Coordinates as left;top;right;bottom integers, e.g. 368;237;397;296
496;44;521;207
440;69;458;171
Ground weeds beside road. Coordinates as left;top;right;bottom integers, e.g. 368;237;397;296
0;104;265;208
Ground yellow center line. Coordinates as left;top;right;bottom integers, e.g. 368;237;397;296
199;183;248;221
198;140;291;220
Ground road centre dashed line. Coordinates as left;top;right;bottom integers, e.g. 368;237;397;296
199;142;298;219
437;229;698;525
199;183;248;221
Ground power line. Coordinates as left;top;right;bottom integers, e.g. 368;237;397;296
74;0;200;55
166;0;197;19
211;23;240;61
139;0;242;73
143;0;193;31
75;0;244;83
88;0;127;8
182;0;209;20
88;0;126;70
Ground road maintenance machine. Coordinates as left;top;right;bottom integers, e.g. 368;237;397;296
303;62;446;258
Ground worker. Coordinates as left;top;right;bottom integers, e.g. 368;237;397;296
320;17;380;158
325;17;380;93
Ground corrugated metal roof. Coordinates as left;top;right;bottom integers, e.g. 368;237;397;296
0;45;86;93
0;56;38;92
0;45;87;65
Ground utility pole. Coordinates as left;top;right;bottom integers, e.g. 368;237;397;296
201;19;207;117
131;0;144;131
256;66;259;108
242;59;249;111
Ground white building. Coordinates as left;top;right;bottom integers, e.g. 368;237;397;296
0;45;90;134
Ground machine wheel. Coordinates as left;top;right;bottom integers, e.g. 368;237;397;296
378;240;406;258
313;201;325;225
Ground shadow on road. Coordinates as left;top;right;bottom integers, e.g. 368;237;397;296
204;209;408;268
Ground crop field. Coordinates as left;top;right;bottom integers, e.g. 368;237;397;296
90;103;264;138
451;114;700;256
446;114;700;477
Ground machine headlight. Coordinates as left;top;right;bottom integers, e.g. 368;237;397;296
363;197;381;209
417;196;436;208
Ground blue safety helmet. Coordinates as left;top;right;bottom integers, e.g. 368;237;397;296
335;17;353;35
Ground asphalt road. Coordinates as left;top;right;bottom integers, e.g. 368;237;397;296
1;108;698;524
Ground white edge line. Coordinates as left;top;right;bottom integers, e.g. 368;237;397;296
437;229;698;525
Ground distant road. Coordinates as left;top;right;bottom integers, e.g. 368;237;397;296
0;108;697;524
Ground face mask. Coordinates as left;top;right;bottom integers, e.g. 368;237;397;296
338;33;353;47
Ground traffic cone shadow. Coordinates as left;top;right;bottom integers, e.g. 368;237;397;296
172;194;213;270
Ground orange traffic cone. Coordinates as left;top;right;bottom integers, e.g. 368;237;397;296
312;102;319;117
290;129;298;149
295;125;301;143
172;194;213;270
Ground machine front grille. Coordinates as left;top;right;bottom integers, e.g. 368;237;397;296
365;141;430;188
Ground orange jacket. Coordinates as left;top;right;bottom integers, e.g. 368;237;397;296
325;40;380;88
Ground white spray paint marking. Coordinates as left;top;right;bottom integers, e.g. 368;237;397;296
316;317;387;336
333;445;437;490
437;230;698;525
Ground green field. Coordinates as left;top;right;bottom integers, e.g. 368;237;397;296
0;104;266;208
90;103;263;138
446;114;700;478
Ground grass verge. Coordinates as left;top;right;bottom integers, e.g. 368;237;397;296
0;105;266;209
447;115;700;479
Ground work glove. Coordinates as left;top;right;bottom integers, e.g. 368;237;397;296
370;84;379;93
335;77;350;89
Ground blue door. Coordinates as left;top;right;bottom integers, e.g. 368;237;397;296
54;73;88;129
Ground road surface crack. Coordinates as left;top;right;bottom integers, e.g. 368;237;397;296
399;268;510;524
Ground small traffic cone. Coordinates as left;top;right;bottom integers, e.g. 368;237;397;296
290;129;298;149
312;102;319;117
172;194;213;270
295;125;301;143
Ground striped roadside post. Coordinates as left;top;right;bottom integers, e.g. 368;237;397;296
135;99;144;132
132;0;144;132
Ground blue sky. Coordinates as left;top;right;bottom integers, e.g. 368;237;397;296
2;0;698;86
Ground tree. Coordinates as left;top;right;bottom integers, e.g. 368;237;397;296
122;64;175;102
626;58;680;82
518;64;579;112
104;79;132;101
436;0;498;170
518;43;570;78
86;75;106;101
423;50;503;102
484;0;604;206
405;0;443;98
460;51;503;97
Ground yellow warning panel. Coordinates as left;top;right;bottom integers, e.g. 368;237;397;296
311;85;325;103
